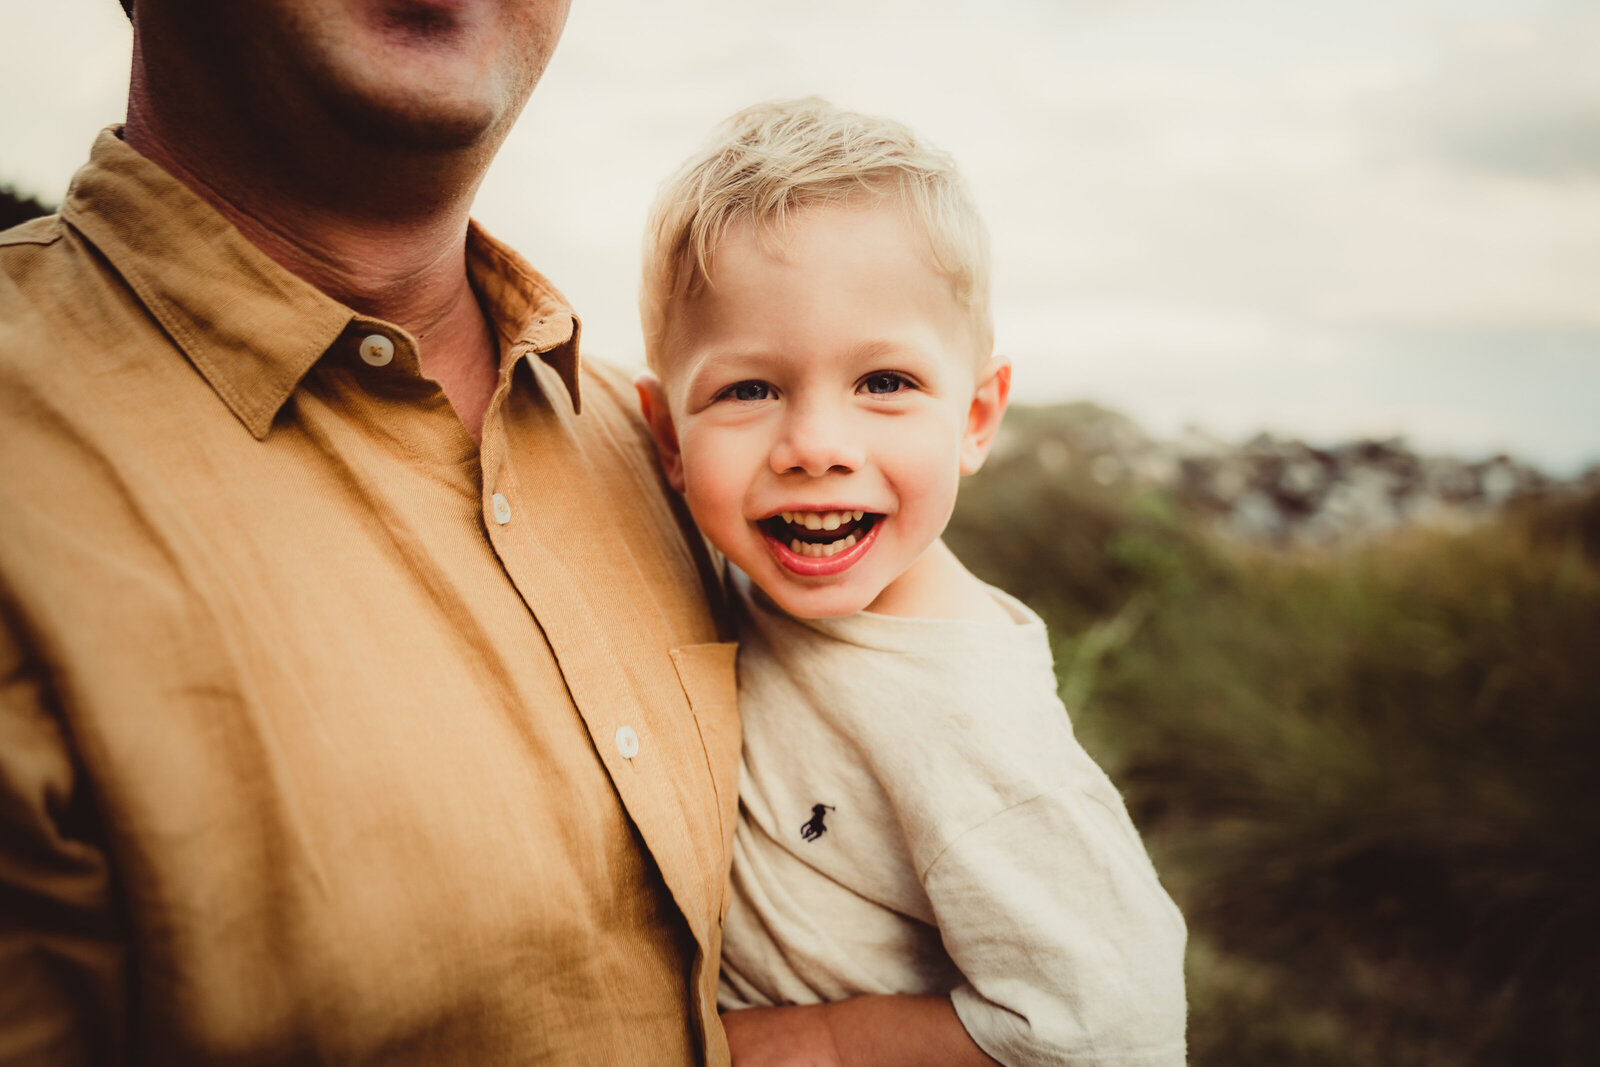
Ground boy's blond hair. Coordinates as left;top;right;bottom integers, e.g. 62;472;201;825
640;97;993;370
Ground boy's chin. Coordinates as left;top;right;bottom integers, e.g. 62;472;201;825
747;567;881;621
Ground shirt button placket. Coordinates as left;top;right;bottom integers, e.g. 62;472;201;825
358;333;395;367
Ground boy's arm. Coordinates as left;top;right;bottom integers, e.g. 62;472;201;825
722;996;1000;1067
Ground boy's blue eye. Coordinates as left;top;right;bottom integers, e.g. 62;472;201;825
862;373;909;395
723;381;771;402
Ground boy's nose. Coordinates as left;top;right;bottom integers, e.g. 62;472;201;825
770;405;864;477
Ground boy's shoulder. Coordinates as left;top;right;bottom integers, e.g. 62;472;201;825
734;568;1061;738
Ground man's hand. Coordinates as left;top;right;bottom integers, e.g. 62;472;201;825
723;1004;844;1067
722;997;1000;1067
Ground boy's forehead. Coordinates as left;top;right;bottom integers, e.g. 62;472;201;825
692;205;965;314
648;199;992;395
705;199;908;271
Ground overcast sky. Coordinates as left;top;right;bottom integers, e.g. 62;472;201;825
3;0;1597;472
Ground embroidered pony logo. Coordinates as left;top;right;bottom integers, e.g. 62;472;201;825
800;804;835;842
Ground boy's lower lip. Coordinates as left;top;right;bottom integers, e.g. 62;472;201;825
763;518;882;577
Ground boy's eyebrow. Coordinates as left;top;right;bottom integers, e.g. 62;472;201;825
847;339;922;362
677;349;777;395
682;338;934;387
698;339;923;366
685;348;779;375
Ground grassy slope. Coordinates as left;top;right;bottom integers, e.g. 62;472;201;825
946;422;1600;1066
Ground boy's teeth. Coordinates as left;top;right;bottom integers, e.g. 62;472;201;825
787;532;860;559
782;510;866;530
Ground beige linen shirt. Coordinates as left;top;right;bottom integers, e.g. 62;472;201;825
0;129;740;1065
721;572;1188;1066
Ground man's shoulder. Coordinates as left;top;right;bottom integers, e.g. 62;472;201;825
0;214;64;250
0;211;145;409
0;215;79;378
576;353;642;407
0;215;70;323
571;354;653;441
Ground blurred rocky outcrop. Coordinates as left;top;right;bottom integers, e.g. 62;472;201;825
995;402;1590;548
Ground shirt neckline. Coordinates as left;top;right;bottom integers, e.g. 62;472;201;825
732;567;1044;657
60;126;584;439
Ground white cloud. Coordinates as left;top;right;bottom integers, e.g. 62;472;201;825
1377;2;1600;182
3;0;1593;470
0;0;130;200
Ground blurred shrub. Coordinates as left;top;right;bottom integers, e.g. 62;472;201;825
1;184;54;230
947;414;1600;1066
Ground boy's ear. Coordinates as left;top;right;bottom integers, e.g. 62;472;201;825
634;372;686;492
960;355;1012;476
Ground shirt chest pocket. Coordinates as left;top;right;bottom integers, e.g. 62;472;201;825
670;642;741;914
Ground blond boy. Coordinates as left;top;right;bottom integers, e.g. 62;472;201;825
637;99;1188;1066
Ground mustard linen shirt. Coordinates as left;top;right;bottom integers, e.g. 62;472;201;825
0;129;740;1065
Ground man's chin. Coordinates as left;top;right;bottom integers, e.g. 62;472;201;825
321;87;507;152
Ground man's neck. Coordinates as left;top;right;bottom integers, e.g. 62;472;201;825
124;103;501;443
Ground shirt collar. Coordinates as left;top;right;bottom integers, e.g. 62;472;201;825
61;126;582;439
466;218;584;416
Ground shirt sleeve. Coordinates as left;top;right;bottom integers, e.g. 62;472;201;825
0;617;125;1066
924;783;1188;1067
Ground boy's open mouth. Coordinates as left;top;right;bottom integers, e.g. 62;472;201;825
758;509;882;559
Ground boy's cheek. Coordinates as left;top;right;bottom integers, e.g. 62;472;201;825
676;463;742;543
678;460;726;519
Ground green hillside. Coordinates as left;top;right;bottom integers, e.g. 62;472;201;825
947;405;1600;1065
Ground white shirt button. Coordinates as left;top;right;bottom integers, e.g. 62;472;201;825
491;493;511;525
358;333;395;367
614;725;640;760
